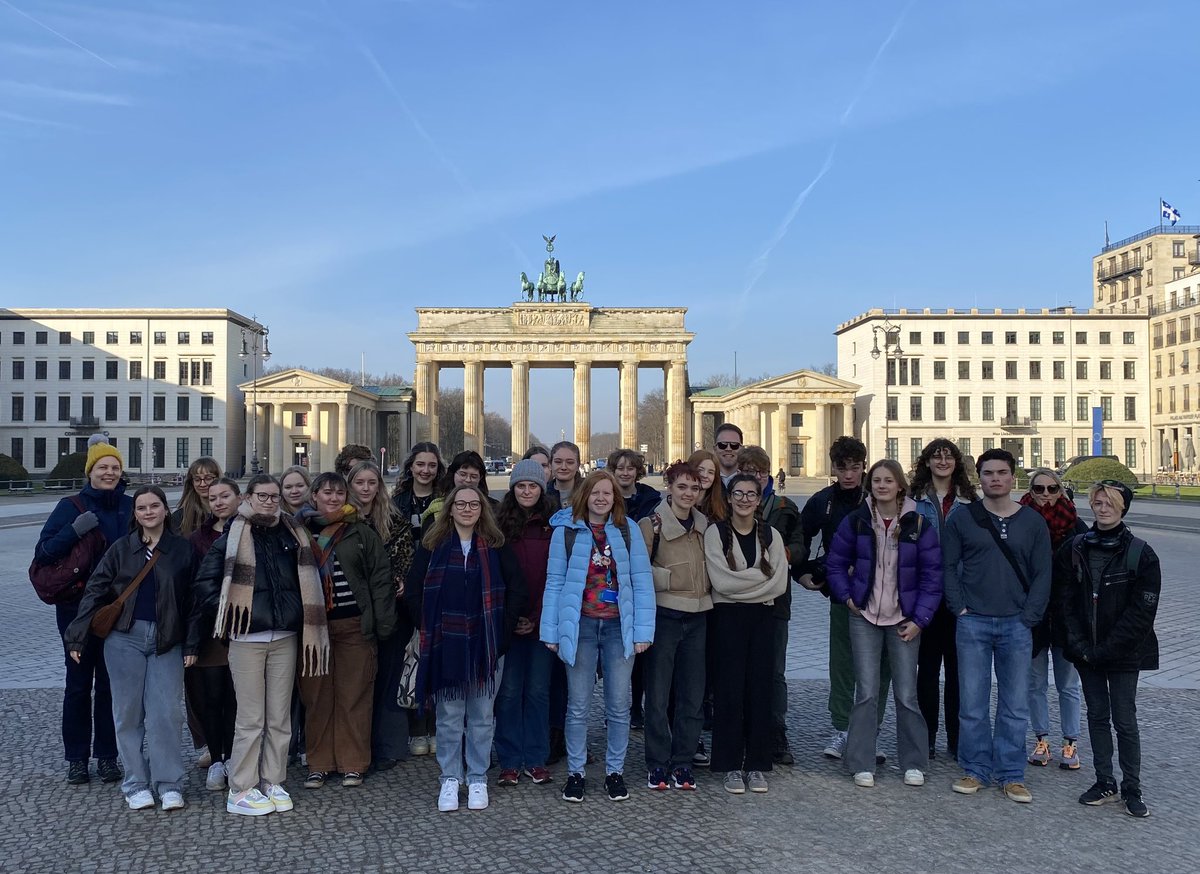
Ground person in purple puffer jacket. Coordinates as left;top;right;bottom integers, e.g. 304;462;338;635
827;459;943;790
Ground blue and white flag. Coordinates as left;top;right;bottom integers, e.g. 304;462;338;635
1162;199;1181;226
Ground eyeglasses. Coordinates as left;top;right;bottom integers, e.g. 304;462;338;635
930;451;955;462
456;471;481;483
739;468;766;477
453;500;482;511
192;475;217;485
1031;484;1061;495
730;490;759;502
715;441;742;451
251;492;281;503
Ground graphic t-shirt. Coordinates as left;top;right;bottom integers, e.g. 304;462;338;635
581;523;620;619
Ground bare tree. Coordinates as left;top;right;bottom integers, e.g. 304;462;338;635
590;432;621;461
637;389;667;467
811;362;838;376
695;371;772;389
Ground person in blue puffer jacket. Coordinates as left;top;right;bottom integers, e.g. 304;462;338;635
827;459;943;790
540;470;655;804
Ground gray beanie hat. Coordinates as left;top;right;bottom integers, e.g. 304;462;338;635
509;459;547;491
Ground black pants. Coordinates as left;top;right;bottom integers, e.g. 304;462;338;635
630;651;647;720
55;601;116;763
708;603;775;773
372;611;411;761
917;603;959;751
1078;666;1142;797
644;609;707;771
196;665;237;763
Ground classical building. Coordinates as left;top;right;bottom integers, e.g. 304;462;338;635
836;307;1153;474
1092;223;1200;315
689;370;858;477
1154;271;1200;469
0;308;261;474
408;303;694;463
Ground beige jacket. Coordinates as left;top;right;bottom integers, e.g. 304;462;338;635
703;521;789;606
637;498;712;613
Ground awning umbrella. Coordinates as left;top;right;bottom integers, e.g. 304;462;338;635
1162;438;1174;469
1185;438;1196;470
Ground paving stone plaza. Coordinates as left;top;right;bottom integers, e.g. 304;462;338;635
2;486;1198;874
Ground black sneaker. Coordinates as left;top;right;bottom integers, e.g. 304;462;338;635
562;772;585;803
1124;795;1150;818
1079;781;1120;806
97;759;122;784
630;712;644;731
66;760;89;785
646;767;669;790
692;739;710;768
605;772;629;801
671;767;696;790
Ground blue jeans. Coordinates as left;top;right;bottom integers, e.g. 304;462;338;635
103;620;185;798
494;634;554;769
1028;644;1082;740
564;617;633;775
956;613;1032;785
56;601;116;762
434;658;504;786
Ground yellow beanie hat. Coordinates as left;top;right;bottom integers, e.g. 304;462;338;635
85;434;124;475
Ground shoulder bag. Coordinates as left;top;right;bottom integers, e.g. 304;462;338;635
29;497;104;605
90;550;160;639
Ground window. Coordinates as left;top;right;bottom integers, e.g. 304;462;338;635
177;396;190;421
153;331;166;345
957;331;970;344
958;361;969;379
1147;268;1153;286
1076;361;1088;379
129;360;142;380
11;396;23;421
58;331;71;345
1100;397;1112;421
152;396;166;421
130;331;142;344
958;438;971;458
82;331;94;345
105;396;118;421
35;331;47;345
1029;331;1041;345
152;438;165;469
1170;387;1176;412
34;360;47;380
1030;397;1042;420
1125;438;1138;471
910;437;923;464
82;361;94;380
958;396;970;420
1123;331;1135;345
129;396;141;422
11;360;23;380
1029;361;1041;379
885;438;898;460
983;438;995;451
1156;355;1162;378
1005;331;1017;345
80;396;94;422
1099;331;1111;344
909;332;921;346
789;443;803;471
33;396;46;421
179;361;189;385
200;396;213;422
57;396;70;421
202;361;212;386
982;397;995;420
1100;361;1112;380
1174;240;1186;257
933;331;945;345
200;437;213;457
191;361;201;385
981;331;993;345
934;396;946;421
1053;396;1066;421
176;438;189;469
933;361;946;380
294;411;308;427
12;331;24;345
10;437;22;466
1077;331;1090;345
909;359;920;385
58;360;70;380
789;413;803;427
1078;437;1089;457
1053;331;1064;344
886;396;898;421
982;361;994;380
1186;385;1192;412
34;437;45;469
178;332;190;344
910;397;922;421
201;332;214;345
1005;361;1017;379
1030;438;1042;467
1156;388;1162;413
128;437;142;469
1054;437;1066;467
153;360;166;380
106;331;118;344
1123;361;1136;379
1077;397;1089;421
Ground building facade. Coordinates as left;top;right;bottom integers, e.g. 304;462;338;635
1154;272;1200;470
0;309;261;475
1092;224;1200;315
836;307;1153;475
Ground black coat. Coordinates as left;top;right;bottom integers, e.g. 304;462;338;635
63;531;201;657
194;521;305;636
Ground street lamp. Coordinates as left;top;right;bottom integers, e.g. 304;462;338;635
1141;438;1148;481
239;319;271;475
870;318;905;460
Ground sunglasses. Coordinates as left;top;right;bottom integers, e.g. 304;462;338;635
716;441;742;451
1031;484;1061;495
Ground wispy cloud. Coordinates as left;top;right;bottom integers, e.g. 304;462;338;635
0;0;116;68
0;40;159;73
0;108;77;129
0;79;131;105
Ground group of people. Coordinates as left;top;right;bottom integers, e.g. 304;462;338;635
37;424;1160;818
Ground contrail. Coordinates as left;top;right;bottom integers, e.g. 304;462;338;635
0;0;116;68
736;0;915;316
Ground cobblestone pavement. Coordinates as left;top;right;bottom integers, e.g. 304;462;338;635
2;492;1197;872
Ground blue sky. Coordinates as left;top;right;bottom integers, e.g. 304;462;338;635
3;0;1198;442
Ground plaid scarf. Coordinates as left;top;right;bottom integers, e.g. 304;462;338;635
215;502;329;676
416;534;505;710
294;504;359;610
1019;491;1079;551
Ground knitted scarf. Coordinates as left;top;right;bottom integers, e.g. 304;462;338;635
415;533;505;710
214;502;330;677
294;504;359;611
1019;492;1079;551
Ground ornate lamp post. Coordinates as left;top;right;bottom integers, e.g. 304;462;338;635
870;318;905;460
240;320;271;475
1141;438;1148;481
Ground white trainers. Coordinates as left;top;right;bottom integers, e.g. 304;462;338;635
824;730;849;759
126;789;154;810
904;769;925;786
160;790;185;811
467;782;489;810
262;783;293;812
410;735;431;756
853;771;875;788
205;761;227;791
226;787;274;816
438;778;460;812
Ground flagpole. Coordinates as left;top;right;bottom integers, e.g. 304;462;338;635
1160;196;1164;231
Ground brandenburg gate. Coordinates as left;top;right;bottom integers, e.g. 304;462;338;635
408;303;694;463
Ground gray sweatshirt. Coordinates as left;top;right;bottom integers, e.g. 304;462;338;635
942;504;1051;627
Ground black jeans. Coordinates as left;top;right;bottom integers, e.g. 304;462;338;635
708;603;775;773
643;608;707;771
55;601;117;762
196;665;237;763
372;609;411;762
917;603;959;750
1077;666;1142;797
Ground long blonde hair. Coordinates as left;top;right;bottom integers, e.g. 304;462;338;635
347;460;391;540
422;485;504;550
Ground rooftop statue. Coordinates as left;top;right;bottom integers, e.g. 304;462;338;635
520;234;584;303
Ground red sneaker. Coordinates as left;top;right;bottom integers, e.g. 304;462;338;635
524;767;553;784
497;769;520;786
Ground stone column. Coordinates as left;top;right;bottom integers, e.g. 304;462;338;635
511;359;529;458
776;403;790;473
574;362;592;463
693;409;705;452
270;403;285;475
309;402;322;472
464;360;483;453
337;401;348;449
619;360;638;449
414;360;428;431
427;363;441;446
812;403;828;477
759;407;770;456
244;400;254;473
744;404;761;447
842;402;855;441
666;359;688;463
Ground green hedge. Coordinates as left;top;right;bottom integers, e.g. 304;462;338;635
48;451;87;481
0;453;29;481
1062;458;1138;489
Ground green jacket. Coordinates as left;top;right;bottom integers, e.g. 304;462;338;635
761;491;803;620
333;521;398;642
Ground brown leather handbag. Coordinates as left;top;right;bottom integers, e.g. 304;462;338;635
90;550;160;639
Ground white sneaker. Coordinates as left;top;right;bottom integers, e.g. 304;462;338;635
824;730;849;759
467;782;489;810
160;790;185;811
262;783;293;812
853;771;875;788
410;735;430;756
226;787;274;816
904;769;925;786
438;778;460;812
205;761;227;791
126;789;154;810
428;736;438;754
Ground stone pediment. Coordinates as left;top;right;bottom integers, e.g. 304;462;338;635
690;369;859;404
238;369;378;402
748;370;859;393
